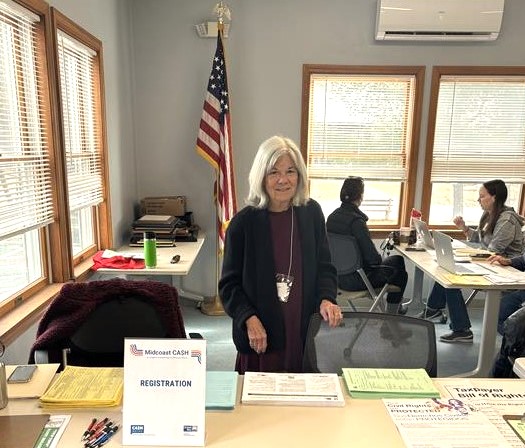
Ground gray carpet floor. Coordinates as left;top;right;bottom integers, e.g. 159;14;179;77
180;297;500;377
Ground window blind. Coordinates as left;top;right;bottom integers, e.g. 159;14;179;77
307;74;415;181
57;30;103;212
431;75;525;183
0;1;54;240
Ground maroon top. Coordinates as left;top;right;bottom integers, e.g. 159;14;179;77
235;207;304;373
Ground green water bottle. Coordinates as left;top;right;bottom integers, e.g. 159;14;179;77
143;231;157;268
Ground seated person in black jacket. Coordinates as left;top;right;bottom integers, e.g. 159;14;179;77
326;176;408;314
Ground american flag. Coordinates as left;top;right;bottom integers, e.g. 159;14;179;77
196;29;237;252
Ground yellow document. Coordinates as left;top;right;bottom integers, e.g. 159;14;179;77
454;247;492;257
39;365;123;408
504;415;525;444
441;273;491;286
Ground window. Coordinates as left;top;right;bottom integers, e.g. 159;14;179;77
423;67;525;226
54;15;110;261
0;0;111;318
301;65;424;227
0;0;54;305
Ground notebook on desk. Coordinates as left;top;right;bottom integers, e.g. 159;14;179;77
433;231;492;276
0;414;50;448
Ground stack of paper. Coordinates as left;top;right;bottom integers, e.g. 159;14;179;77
33;415;72;448
205;371;238;410
441;273;492;285
241;371;345;407
486;270;525;284
39;366;123;408
512;357;525;378
454;247;492;256
342;368;440;399
130;214;181;246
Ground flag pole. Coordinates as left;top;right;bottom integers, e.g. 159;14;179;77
200;177;225;316
200;3;232;316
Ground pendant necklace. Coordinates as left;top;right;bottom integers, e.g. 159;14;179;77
276;207;294;303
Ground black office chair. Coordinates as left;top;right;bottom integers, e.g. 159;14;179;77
327;232;401;312
29;278;195;369
303;311;438;377
491;305;525;378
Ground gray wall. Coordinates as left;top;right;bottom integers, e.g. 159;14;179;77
4;0;525;363
130;0;525;297
50;0;138;246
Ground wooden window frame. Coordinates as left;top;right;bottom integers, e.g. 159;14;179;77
300;64;425;230
0;0;112;345
421;66;525;227
50;8;112;273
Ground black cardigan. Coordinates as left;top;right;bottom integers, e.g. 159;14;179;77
219;199;337;354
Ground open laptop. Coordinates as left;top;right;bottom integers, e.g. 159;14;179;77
413;219;467;251
413;219;435;249
433;231;492;276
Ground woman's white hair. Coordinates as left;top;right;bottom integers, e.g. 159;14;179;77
246;135;309;208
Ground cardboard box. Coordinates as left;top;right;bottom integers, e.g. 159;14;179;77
140;196;186;217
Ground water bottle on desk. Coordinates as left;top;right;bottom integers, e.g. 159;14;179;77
143;231;157;269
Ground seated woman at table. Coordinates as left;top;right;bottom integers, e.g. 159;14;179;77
419;179;524;344
326;176;408;315
219;135;342;374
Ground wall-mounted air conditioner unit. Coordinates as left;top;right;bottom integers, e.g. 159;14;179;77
195;22;230;38
375;0;505;41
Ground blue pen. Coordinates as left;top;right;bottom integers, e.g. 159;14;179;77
86;432;108;448
90;425;119;448
85;428;108;448
98;427;119;448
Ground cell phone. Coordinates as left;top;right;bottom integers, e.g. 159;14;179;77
7;364;38;383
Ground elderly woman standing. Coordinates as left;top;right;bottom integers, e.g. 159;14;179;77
219;135;341;374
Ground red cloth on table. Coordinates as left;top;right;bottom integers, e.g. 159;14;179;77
91;250;145;270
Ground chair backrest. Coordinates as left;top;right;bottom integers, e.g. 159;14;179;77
503;305;525;361
303;312;438;377
68;295;168;366
29;278;187;368
327;232;362;275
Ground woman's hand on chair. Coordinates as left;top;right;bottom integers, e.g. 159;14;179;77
320;300;343;328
